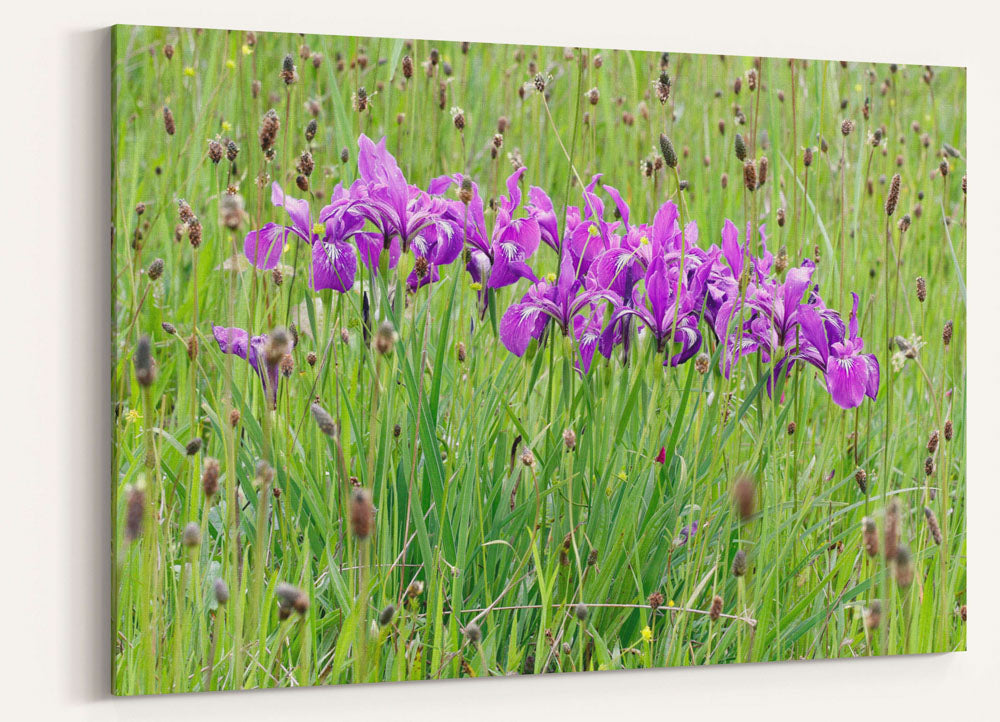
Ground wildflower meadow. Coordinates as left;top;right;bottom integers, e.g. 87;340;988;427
112;25;966;694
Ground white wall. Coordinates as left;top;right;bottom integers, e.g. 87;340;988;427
2;2;996;719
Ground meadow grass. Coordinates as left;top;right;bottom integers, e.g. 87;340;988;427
111;25;966;693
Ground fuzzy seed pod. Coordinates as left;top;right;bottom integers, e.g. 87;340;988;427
731;549;747;577
406;580;424;599
393;423;401;438
695;352;710;375
259;109;280;152
208;139;223;164
201;457;220;497
280;54;297;84
895;545;914;588
374;321;398;355
311;403;337;438
720;172;728;189
655;71;671;104
276;582;309;614
187;217;202;248
229;408;240;428
776;207;786;227
658;133;677;168
841;118;855;136
587;549;598;567
787;421;796;435
520;449;536;469
214;578;229;605
304;119;317;144
163;43;174;61
161;321;176;335
134;335;155;387
163;106;175;136
226;140;239;163
927;429;939;454
562;428;576;452
340;147;349;164
942;319;953;347
916;276;927;303
452;108;465;131
939;158;949;178
734;133;747;162
185;437;202;456
944;420;953;441
803;146;813;167
147;257;164;281
864;600;881;630
924;455;935;477
733;476;755;520
709;595;723;621
898;214;911;232
263;328;291;369
924;506;943;545
295;175;308;192
279;353;294;378
297;150;314;177
378;604;396;627
743;160;757;192
962;175;967;195
306;351;317;367
124;487;145;542
459;177;473;205
885;173;901;216
182;521;201;548
884;499;901;562
855;468;868;494
350;488;374;540
463;622;482;644
756;156;768;187
648;591;664;610
862;516;879;557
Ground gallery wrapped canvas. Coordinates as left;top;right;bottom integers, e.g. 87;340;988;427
111;24;966;694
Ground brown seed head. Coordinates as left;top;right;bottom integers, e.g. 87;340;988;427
182;521;201;548
163;106;175;136
214;578;229;605
374;321;398;355
134;335;155;387
855;468;868;494
743;160;757;192
756;156;768;187
310;403;337;438
924;506;943;545
125;486;145;542
942;319;953;347
862;516;879;557
731;549;747;577
259;109;280;152
350;488;374;540
709;595;723;621
734;133;747;161
147;257;164;281
658;134;677;168
201;457;220;497
895;545;914;588
944;419;953;441
916;276;927;302
732;476;755;520
885;173;901;216
562;428;576;452
884;499;901;562
185;437;202;456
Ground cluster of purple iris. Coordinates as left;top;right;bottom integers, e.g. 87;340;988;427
220;134;879;410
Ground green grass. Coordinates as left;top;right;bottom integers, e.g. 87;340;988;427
111;25;966;694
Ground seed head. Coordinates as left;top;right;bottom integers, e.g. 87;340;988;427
263;328;291;368
463;622;482;644
709;595;723;621
743;160;757;192
648;591;664;610
787;421;796;435
884;499;901;562
520;449;536;469
885;173;901;216
562;428;576;451
208;139;223;163
862;517;879;557
927;429;939;455
146;257;164;281
939;158;949;178
276;582;309;615
259;109;280;152
280;54;297;84
378;604;396;627
306;351;317;367
185;437;202;456
895;545;914;588
201;457;220;497
229;408;240;428
340;147;349;164
459;177;474;205
916;276;927;303
841;119;855;136
374;321;398;355
182;521;201;548
855;468;868;494
124;486;145;542
163;106;175;136
161;321;176;335
586;87;600;105
311;403;337;438
731;549;747;577
695;352;710;374
942;319;953;348
655;71;671;104
803;146;814;167
924;506;943;545
732;476;755;520
350;488;374;540
658;133;677;168
757;156;768;187
734;133;747;162
134;335;155;387
533;73;546;93
226;140;239;162
401;55;413;79
406;580;424;599
214;578;229;605
944;419;953;441
163;44;174;61
864;600;882;630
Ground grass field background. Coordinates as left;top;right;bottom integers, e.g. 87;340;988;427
111;25;966;694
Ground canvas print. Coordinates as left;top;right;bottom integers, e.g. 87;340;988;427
112;24;966;694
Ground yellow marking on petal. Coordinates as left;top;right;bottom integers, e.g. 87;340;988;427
184;66;195;77
641;626;653;643
312;222;325;236
226;59;236;70
545;272;557;284
242;45;252;56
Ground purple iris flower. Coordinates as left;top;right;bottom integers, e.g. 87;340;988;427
796;293;880;409
499;252;618;370
211;325;282;408
244;183;358;293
